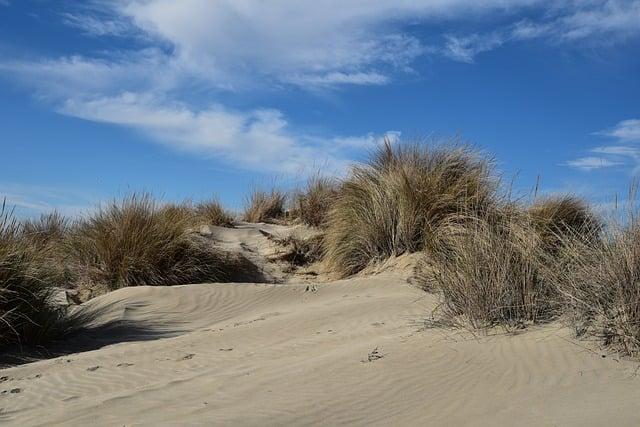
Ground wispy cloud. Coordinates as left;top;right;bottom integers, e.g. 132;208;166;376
567;118;640;172
566;156;621;171
0;183;99;217
3;1;640;178
58;92;396;174
597;118;640;142
442;33;504;63
61;12;135;38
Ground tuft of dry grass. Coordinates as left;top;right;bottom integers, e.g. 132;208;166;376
273;234;325;267
419;212;559;329
243;189;286;223
528;195;600;253
0;204;69;347
292;176;338;227
195;198;234;227
545;215;640;356
324;138;499;277
66;193;229;293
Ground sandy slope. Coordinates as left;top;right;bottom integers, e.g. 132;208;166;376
1;224;640;426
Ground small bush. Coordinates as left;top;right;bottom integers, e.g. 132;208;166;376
292;176;338;227
547;217;640;356
419;213;559;328
0;205;68;347
66;193;228;293
196;199;234;227
243;189;286;223
324;139;498;277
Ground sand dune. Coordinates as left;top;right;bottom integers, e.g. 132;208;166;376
1;224;639;426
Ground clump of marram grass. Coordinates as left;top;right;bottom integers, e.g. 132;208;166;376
419;211;560;329
273;234;325;267
243;189;286;223
324;139;498;277
21;211;69;245
292;176;339;227
196;198;234;227
66;193;229;294
19;211;74;288
544;215;640;356
528;195;600;253
0;204;69;347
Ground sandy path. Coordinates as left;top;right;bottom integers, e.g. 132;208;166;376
1;225;639;426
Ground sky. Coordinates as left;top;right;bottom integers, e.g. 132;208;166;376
0;0;639;216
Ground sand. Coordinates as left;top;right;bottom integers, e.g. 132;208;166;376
1;223;639;426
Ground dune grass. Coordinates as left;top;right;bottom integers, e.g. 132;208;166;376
544;213;640;356
292;176;339;227
243;189;286;223
528;195;600;253
66;193;229;294
196;198;235;227
418;211;559;328
324;139;498;277
0;204;69;347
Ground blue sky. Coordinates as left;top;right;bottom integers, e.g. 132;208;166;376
0;1;639;216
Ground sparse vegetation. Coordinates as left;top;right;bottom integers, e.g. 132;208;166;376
243;189;286;223
324;139;498;277
4;140;640;357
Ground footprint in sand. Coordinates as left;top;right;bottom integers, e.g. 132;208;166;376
362;347;384;363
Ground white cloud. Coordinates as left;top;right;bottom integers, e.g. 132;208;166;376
4;1;640;177
0;183;98;217
566;156;621;170
598;119;640;142
443;33;505;63
513;1;640;43
566;118;640;172
61;12;135;37
58;92;390;174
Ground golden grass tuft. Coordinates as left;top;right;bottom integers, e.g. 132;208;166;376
528;195;600;253
418;211;559;328
292;176;338;227
544;215;640;356
243;189;286;223
0;204;69;347
66;193;229;293
195;198;234;227
324;138;498;277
